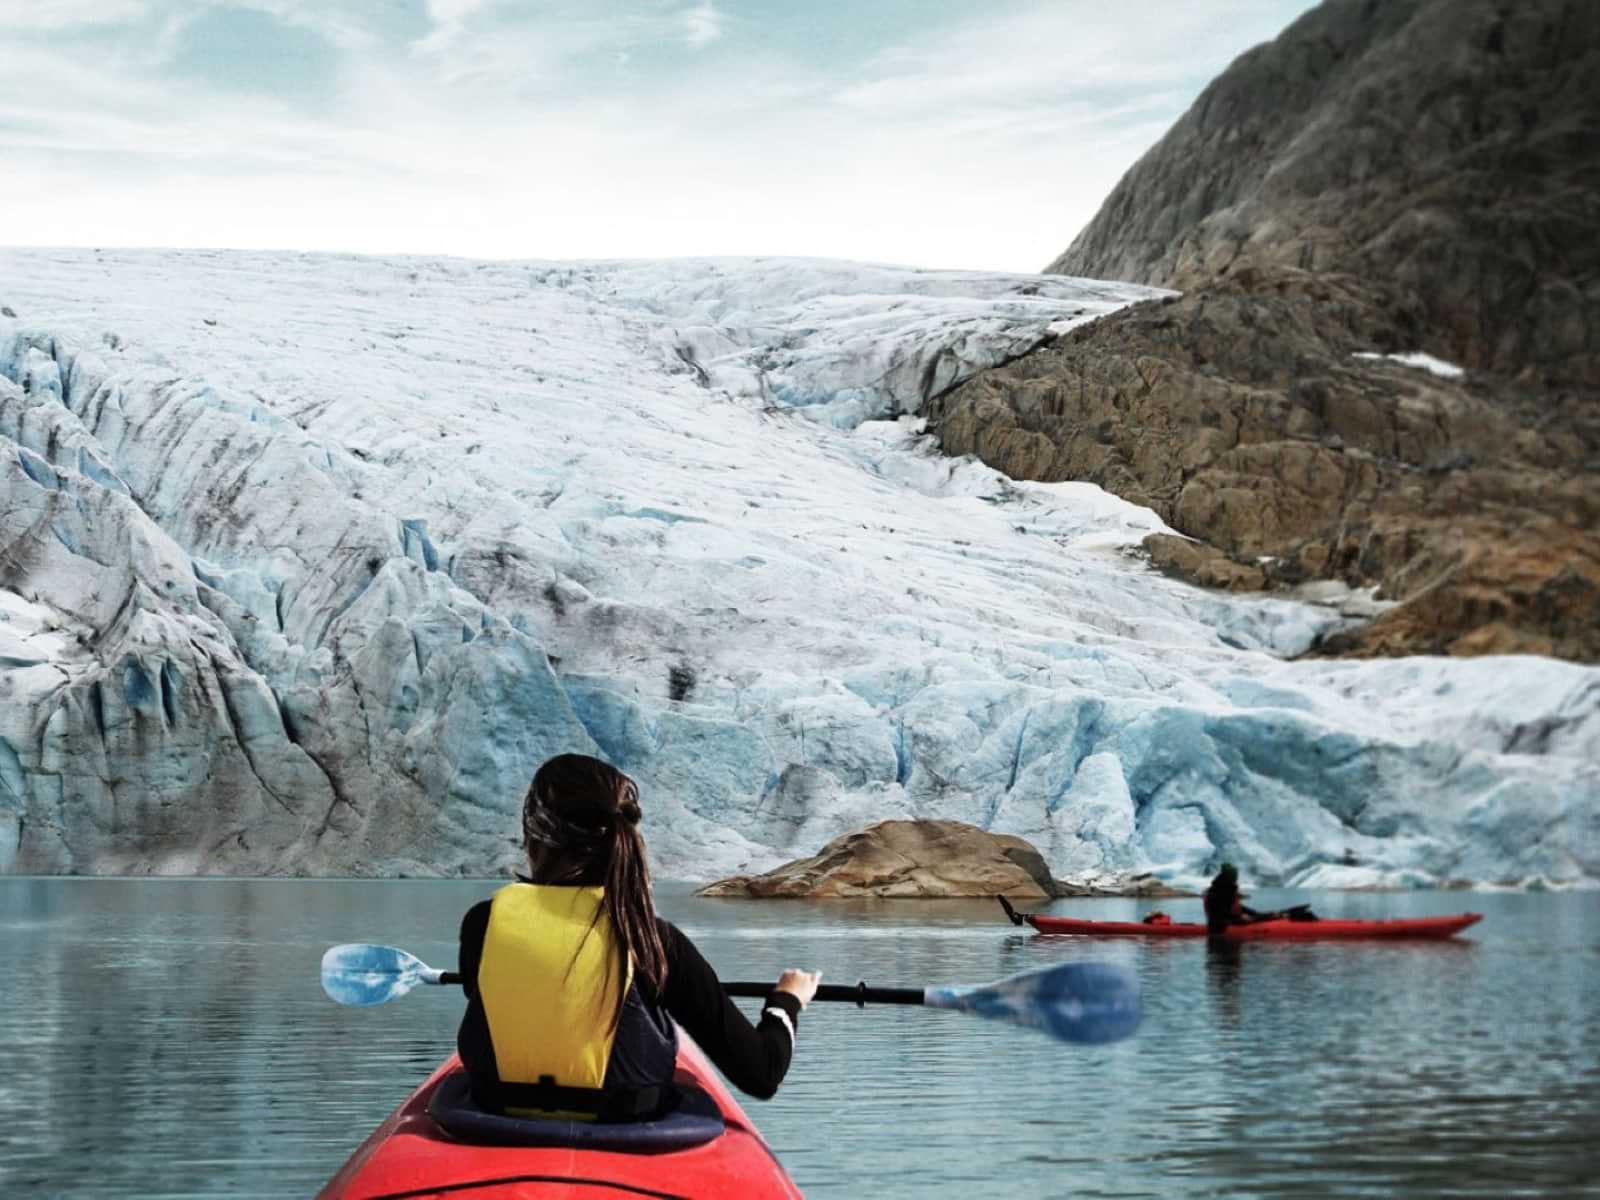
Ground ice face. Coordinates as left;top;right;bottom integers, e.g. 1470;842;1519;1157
0;249;1595;886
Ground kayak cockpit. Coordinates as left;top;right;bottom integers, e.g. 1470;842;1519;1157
426;1069;727;1152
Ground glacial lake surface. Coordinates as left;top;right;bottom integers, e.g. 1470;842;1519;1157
2;879;1597;1198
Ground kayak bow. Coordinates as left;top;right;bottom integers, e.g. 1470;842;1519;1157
318;1035;801;1199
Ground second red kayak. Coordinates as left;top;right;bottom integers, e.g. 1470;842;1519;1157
319;1037;801;1199
1021;913;1483;940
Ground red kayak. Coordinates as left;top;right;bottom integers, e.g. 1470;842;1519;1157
319;1037;802;1199
1020;912;1483;940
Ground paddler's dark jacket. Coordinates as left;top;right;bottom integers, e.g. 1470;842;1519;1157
1202;878;1258;934
457;886;801;1113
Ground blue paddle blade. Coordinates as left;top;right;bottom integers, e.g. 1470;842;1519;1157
923;960;1140;1044
321;943;443;1006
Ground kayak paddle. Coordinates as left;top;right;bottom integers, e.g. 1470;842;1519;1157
321;943;1140;1045
321;943;460;1006
722;964;1139;1045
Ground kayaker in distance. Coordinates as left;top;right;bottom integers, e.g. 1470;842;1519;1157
1202;863;1262;934
456;753;820;1118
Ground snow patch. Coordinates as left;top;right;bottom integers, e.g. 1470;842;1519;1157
1353;350;1466;379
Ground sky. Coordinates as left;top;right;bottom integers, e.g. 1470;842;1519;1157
0;0;1321;272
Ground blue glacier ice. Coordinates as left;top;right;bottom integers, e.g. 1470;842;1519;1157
0;249;1595;887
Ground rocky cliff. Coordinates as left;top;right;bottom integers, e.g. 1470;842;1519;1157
933;0;1600;659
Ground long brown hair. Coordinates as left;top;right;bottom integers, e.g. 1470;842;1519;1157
521;754;668;1018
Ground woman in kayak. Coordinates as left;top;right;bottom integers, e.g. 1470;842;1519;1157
1202;863;1262;934
456;752;820;1119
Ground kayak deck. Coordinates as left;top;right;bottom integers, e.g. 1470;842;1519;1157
1024;913;1483;939
319;1039;801;1199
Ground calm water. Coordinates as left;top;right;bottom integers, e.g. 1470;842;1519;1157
2;880;1597;1199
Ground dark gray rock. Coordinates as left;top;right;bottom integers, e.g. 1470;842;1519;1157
1048;0;1600;388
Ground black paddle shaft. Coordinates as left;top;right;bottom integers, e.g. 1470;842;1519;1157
425;972;921;1006
722;981;924;1007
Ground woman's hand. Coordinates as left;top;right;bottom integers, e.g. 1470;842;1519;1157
774;968;821;1007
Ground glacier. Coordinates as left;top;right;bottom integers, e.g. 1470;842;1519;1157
0;247;1596;888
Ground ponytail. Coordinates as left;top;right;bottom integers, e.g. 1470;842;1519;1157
602;779;669;1000
522;755;669;1025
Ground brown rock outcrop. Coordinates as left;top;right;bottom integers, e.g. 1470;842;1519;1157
930;276;1600;659
1143;534;1267;593
696;819;1190;899
931;0;1600;660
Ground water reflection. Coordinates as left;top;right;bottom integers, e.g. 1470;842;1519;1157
1204;937;1244;1028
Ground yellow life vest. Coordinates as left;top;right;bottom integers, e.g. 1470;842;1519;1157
478;882;633;1094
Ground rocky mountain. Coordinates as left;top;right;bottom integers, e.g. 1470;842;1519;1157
933;0;1600;659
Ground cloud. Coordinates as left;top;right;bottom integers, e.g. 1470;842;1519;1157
413;0;493;53
428;0;487;21
0;0;1322;272
0;0;146;30
835;1;1298;118
680;2;721;50
229;1;435;52
166;7;343;104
